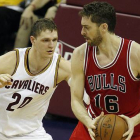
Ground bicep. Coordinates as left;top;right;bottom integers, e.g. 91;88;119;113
71;72;84;101
0;51;17;75
71;50;84;101
57;58;71;84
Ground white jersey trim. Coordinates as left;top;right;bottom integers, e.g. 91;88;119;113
12;49;20;75
93;38;124;69
24;48;53;76
127;41;140;81
84;43;89;75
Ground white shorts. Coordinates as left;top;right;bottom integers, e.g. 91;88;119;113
0;127;53;140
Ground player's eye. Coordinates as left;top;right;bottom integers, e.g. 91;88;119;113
53;39;57;42
43;39;49;42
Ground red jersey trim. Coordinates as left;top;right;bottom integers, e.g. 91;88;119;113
93;38;124;69
127;41;139;81
87;105;97;119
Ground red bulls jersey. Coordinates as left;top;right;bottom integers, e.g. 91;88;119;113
84;38;140;137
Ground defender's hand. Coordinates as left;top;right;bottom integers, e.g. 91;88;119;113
0;74;12;88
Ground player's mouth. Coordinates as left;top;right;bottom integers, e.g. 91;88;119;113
83;36;90;41
47;50;54;54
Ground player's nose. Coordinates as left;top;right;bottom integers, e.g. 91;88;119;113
81;27;86;36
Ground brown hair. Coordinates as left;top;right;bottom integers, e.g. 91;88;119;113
31;18;58;38
79;1;116;33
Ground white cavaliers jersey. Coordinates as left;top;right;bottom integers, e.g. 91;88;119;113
0;48;61;137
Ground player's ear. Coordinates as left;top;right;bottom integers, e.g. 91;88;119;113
100;23;108;33
30;36;36;45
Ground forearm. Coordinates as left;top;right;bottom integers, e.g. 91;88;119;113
29;0;51;10
71;99;92;128
132;113;140;126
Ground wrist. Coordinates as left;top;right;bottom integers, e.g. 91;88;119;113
132;114;140;126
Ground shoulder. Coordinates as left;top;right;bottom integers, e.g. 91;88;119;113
57;57;71;83
59;57;71;72
71;43;87;70
0;50;17;75
73;42;87;57
130;41;140;74
130;41;140;59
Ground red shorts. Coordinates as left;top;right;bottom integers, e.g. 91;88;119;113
70;121;91;140
70;121;140;140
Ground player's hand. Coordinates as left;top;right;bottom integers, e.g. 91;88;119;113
45;6;58;19
87;112;104;140
119;115;134;140
20;6;38;29
0;74;12;88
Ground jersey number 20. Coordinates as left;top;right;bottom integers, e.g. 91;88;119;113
6;93;33;111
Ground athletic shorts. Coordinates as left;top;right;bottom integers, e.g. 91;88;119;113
70;121;140;140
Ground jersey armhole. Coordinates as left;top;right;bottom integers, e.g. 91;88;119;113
127;41;140;81
53;55;61;87
84;43;89;75
12;49;19;75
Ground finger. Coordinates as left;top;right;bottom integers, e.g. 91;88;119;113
6;81;12;85
89;123;96;130
5;74;12;78
123;129;133;137
90;134;95;140
0;82;8;88
0;75;12;83
125;131;133;140
0;77;7;83
2;76;12;82
0;82;3;87
100;111;104;117
95;113;103;121
88;128;95;137
88;128;95;140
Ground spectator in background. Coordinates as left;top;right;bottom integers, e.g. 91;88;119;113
14;0;66;48
45;0;66;19
0;0;24;55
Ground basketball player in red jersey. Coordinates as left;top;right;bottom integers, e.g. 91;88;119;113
70;1;140;140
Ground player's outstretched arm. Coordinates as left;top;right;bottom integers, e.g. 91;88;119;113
0;51;17;88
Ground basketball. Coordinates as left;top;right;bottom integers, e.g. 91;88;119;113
94;114;128;140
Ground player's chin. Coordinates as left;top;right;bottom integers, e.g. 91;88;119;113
87;41;92;46
46;52;54;57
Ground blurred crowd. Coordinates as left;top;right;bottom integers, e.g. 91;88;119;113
0;0;66;55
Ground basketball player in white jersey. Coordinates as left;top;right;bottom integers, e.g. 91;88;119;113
0;18;71;140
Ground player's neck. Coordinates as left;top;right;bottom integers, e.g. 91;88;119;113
97;34;121;59
27;48;52;73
